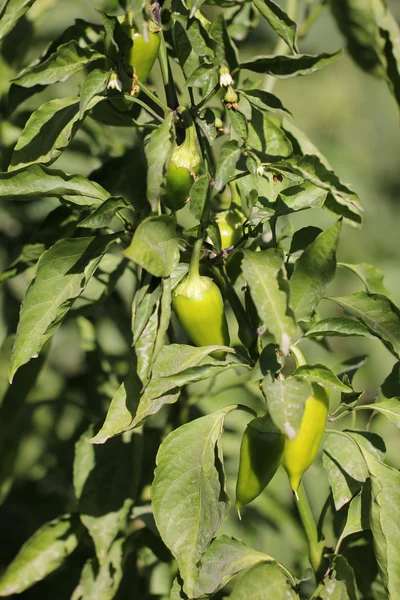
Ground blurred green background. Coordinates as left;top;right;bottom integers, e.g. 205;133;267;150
0;0;399;597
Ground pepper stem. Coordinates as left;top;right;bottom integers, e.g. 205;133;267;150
294;482;325;578
290;344;306;368
177;106;197;149
188;238;203;283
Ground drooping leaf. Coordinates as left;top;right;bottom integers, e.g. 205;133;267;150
73;425;141;564
145;112;174;208
0;0;37;40
9;96;104;170
294;364;352;392
304;317;377;339
290;220;341;321
152;407;236;597
10;235;118;380
356;447;400;598
0;164;109;207
339;262;397;303
193;536;274;598
0;515;81;596
213;140;241;193
262;376;312;439
240;50;342;77
124;216;181;278
242;249;297;354
78;196;132;229
12;40;104;87
329;292;400;358
227;561;299;599
253;0;298;53
91;345;234;443
241;89;291;115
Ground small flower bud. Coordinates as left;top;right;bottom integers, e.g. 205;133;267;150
107;72;122;92
219;65;234;87
224;86;239;110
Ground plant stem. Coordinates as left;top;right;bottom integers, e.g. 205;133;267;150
193;84;220;113
129;96;164;122
158;30;180;110
294;482;324;577
298;0;329;40
188;238;203;282
137;79;170;115
290;344;306;367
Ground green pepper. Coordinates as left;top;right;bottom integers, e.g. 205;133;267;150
105;13;160;111
172;240;229;357
163;116;201;211
215;207;245;249
236;414;285;510
282;347;329;492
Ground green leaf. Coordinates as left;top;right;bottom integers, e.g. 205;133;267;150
9;235;118;381
152;407;235;597
279;181;327;211
273;155;362;226
228;561;299;599
79;196;132;229
294;364;352;392
0;515;81;596
357;447;400;598
329;292;400;358
339;262;397;303
145;112;174;208
124;216;180;278
253;0;298;53
0;0;36;41
323;433;368;510
92;345;234;443
197;109;218;145
185;63;218;89
194;536;274;598
247;111;293;158
190;173;211;223
339;491;370;544
320;578;350;600
362;399;400;429
172;15;203;79
290;220;341;321
79;69;109;118
209;13;239;71
227;109;248;140
371;363;400;428
305;317;377;339
241;89;291;115
240;50;342;77
71;539;126;600
73;426;140;564
13;40;104;87
0;164;109;207
262;376;312;439
9;96;103;170
331;555;360;600
242;249;297;354
213;140;241;193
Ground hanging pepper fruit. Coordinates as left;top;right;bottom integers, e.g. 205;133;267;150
215;207;245;249
236;414;285;510
283;347;329;492
172;239;229;358
163;111;201;211
105;12;160;110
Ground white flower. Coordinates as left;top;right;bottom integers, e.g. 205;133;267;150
257;165;265;176
219;66;233;87
107;73;122;92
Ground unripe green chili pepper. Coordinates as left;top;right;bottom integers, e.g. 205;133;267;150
172;239;229;358
105;12;160;110
236;414;285;510
163;113;201;211
215;207;245;249
283;347;329;492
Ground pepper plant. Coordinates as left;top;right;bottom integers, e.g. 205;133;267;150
0;0;399;598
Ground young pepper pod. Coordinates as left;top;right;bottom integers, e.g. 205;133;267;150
172;240;229;358
282;349;329;492
105;13;160;110
163;117;201;211
236;414;285;510
215;207;245;249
